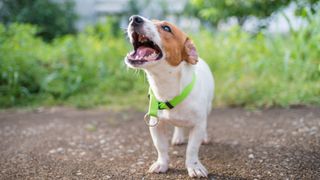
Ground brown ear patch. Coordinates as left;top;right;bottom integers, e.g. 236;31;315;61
183;38;198;64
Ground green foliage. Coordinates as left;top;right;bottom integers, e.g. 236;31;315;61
193;14;320;107
187;0;319;27
0;0;77;41
0;24;46;106
0;15;320;109
295;0;320;21
0;22;147;108
188;0;291;26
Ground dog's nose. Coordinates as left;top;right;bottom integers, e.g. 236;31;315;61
129;15;144;26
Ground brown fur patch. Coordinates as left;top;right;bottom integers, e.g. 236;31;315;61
152;20;198;66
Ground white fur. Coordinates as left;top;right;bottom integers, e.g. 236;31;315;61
125;16;214;178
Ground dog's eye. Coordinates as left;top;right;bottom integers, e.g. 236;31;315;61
162;25;171;33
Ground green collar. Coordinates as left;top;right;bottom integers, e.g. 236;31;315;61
144;73;196;127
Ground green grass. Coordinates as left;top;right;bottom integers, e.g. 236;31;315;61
194;23;320;108
0;15;319;109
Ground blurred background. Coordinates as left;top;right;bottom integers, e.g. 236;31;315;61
0;0;319;109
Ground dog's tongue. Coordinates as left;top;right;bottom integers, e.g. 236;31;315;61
136;46;156;58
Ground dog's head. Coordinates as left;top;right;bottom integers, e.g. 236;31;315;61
125;15;198;69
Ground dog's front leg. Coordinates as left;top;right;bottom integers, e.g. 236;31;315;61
148;118;169;173
186;124;208;177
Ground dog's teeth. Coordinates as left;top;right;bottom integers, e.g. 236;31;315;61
147;56;153;60
144;54;149;59
150;52;157;58
144;53;156;60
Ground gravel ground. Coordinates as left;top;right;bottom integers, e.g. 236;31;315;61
0;107;319;179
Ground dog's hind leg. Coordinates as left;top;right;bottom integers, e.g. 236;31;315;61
148;119;169;173
171;127;185;145
202;129;210;144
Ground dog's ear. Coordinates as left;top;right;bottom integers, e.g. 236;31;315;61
183;38;198;65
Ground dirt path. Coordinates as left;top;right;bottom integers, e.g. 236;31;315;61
0;107;319;179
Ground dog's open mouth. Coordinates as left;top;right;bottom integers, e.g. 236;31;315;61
127;32;163;65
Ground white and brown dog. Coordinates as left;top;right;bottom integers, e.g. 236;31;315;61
125;15;214;178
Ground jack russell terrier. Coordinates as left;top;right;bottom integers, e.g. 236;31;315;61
124;15;214;178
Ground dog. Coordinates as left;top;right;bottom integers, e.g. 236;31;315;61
124;15;214;178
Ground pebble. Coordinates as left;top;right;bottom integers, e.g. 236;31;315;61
127;149;134;153
99;139;106;144
57;147;64;153
85;124;97;132
49;147;64;154
137;161;144;165
248;154;255;159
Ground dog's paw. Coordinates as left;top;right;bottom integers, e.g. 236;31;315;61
148;161;168;173
202;137;210;145
186;161;208;178
171;135;186;145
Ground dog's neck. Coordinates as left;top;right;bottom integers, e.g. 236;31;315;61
144;61;195;101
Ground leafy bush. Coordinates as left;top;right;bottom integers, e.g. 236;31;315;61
0;22;147;108
0;24;47;106
0;0;77;41
0;14;319;109
187;0;291;26
187;0;320;27
194;23;320;107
